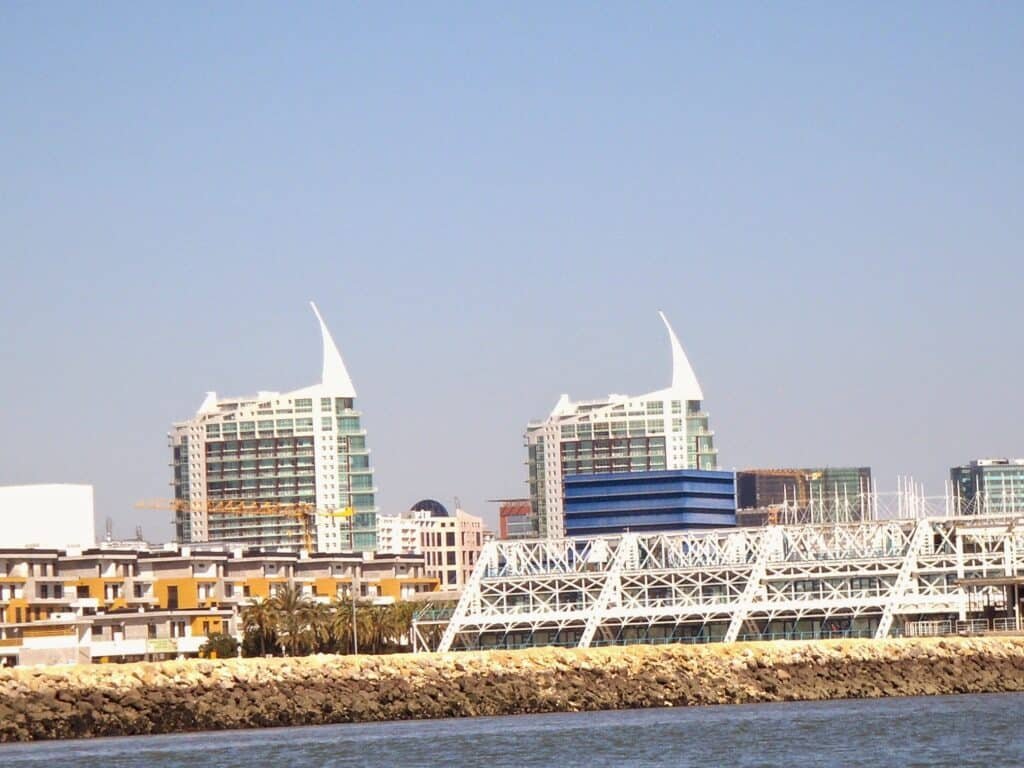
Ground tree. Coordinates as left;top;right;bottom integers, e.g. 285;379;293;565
387;601;416;651
270;583;314;656
241;598;278;657
199;632;239;659
306;601;337;654
328;597;357;654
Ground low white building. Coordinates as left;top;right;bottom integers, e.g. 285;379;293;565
377;500;485;590
0;484;95;548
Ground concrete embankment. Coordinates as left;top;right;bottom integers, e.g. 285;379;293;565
2;637;1023;742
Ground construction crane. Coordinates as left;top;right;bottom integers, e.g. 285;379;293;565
135;498;354;552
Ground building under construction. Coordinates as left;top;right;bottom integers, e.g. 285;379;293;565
735;467;873;526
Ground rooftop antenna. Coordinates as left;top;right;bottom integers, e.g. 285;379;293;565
105;517;113;543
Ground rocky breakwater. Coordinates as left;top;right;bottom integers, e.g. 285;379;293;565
2;636;1024;742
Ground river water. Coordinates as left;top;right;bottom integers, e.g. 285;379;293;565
1;693;1021;767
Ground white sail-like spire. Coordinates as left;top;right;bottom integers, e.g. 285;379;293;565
658;310;704;401
310;301;356;397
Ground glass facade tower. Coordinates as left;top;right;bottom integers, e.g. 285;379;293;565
951;459;1024;516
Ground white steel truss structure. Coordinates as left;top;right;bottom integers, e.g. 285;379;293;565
415;515;1024;653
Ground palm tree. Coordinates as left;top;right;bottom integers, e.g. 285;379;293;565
329;598;356;654
270;583;314;656
386;602;416;651
306;601;336;654
241;598;278;657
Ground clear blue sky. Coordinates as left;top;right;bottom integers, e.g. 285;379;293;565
2;4;1021;540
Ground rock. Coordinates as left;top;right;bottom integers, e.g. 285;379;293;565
0;637;1023;742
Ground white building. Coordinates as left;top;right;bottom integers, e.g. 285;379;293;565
169;303;378;552
526;312;718;539
376;500;485;590
0;484;96;549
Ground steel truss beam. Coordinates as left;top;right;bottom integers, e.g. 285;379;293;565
419;515;1024;653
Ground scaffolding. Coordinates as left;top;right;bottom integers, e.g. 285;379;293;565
414;514;1024;652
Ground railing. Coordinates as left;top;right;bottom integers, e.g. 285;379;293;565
456;629;878;652
992;617;1020;632
23;626;76;639
904;620;953;637
955;619;990;634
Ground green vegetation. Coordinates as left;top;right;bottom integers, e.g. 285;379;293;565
198;633;240;659
240;584;418;657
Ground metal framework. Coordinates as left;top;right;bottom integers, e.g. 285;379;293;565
414;515;1024;653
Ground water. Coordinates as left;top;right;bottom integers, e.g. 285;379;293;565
2;694;1021;767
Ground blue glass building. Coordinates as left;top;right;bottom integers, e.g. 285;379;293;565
563;469;736;537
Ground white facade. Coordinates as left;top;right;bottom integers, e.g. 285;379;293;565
169;303;378;552
376;512;425;555
377;508;485;590
0;484;95;548
526;312;718;539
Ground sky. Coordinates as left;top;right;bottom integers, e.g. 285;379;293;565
1;3;1022;541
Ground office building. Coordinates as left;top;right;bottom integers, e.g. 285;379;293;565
170;303;378;551
376;500;485;590
951;459;1024;516
563;469;736;537
0;485;96;549
495;498;535;540
735;467;873;525
526;312;717;539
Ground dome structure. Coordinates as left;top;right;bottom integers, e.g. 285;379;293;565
410;499;449;518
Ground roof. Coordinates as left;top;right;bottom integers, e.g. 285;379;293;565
538;311;706;421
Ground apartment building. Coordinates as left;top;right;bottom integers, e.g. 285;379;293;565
526;312;718;538
0;545;437;667
377;500;485;590
170;303;379;551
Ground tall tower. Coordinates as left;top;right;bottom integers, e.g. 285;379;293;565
170;303;378;551
525;312;717;539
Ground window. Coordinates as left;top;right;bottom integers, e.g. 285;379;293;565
147;624;157;639
446;532;455;547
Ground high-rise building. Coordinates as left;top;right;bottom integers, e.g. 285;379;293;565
494;498;535;540
170;303;378;552
526;312;717;539
376;500;485;590
735;467;873;525
951;459;1024;516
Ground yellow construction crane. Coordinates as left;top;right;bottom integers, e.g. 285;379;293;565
136;499;354;552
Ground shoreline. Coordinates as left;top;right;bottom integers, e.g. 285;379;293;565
2;636;1023;743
